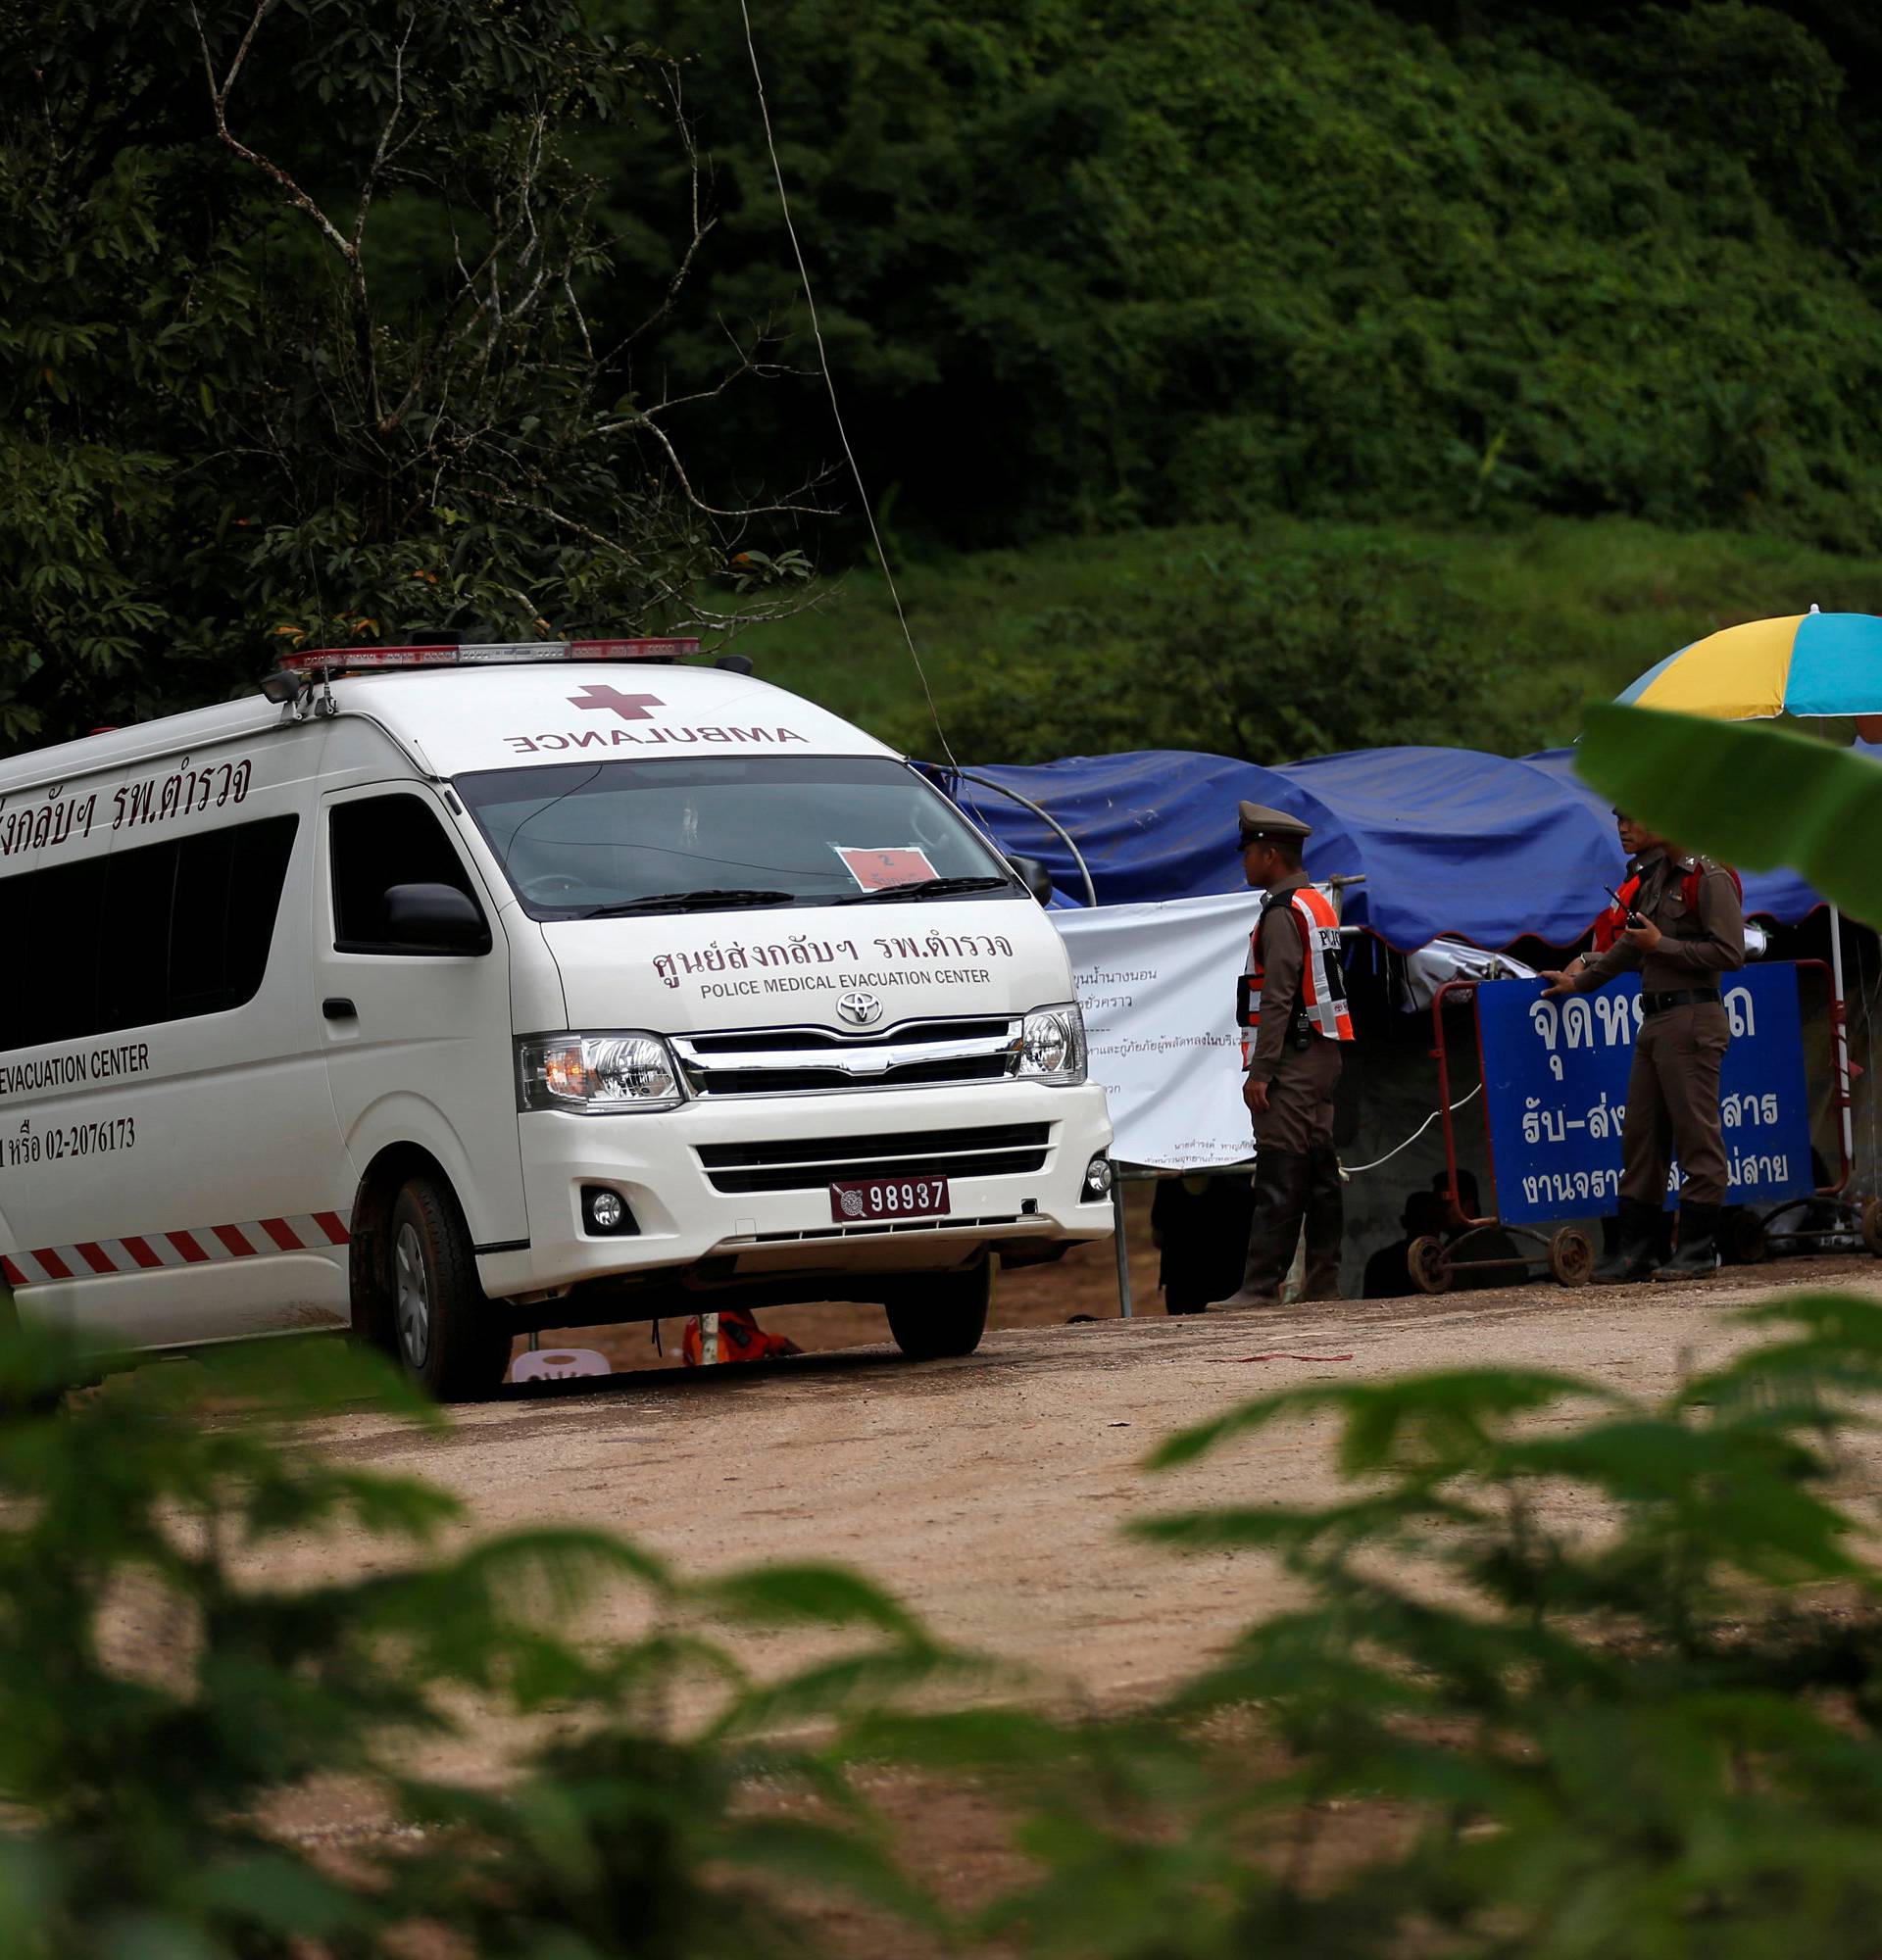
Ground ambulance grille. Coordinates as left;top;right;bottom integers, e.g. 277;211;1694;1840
696;1122;1051;1195
672;1016;1020;1099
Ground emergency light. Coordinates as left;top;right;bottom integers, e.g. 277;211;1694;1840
274;637;702;678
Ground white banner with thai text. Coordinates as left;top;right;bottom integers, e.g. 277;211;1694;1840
1053;890;1258;1170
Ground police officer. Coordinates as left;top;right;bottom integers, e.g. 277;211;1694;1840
1212;803;1355;1307
1540;820;1745;1282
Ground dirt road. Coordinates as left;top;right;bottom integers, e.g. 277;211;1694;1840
295;1254;1882;1726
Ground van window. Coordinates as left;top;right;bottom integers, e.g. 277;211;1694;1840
454;757;1020;919
0;814;298;1053
330;794;483;953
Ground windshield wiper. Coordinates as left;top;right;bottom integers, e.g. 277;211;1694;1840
835;874;1015;906
575;888;798;917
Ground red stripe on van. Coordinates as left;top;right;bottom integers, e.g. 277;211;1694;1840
120;1237;164;1269
259;1217;304;1251
33;1248;73;1281
75;1242;117;1275
167;1231;210;1264
1;1256;27;1288
213;1224;257;1258
313;1211;351;1245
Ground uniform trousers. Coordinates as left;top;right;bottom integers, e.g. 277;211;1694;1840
1619;1001;1730;1208
1242;1041;1344;1300
1253;1040;1342;1155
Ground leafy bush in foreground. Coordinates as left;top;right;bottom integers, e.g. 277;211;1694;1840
934;1294;1882;1957
0;1325;949;1958
6;1293;1882;1956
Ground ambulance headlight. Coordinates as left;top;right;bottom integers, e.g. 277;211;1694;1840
1013;1003;1087;1084
518;1033;684;1112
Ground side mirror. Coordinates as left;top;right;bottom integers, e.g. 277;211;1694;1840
1007;855;1055;906
384;882;491;955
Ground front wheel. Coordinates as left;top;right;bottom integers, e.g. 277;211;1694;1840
388;1176;512;1401
1548;1225;1594;1288
884;1257;992;1361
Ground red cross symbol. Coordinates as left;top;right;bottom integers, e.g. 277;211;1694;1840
568;684;664;721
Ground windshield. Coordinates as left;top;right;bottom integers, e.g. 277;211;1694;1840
454;756;1021;919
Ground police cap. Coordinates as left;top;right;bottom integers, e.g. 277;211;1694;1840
1237;801;1312;847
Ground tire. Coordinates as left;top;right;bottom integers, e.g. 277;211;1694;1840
1724;1206;1769;1266
1547;1225;1594;1288
388;1175;512;1401
884;1257;992;1361
1407;1235;1453;1296
1862;1198;1882;1260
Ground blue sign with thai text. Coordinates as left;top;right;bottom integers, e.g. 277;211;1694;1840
1475;966;1814;1224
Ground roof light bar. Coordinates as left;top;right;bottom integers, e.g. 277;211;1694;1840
275;637;701;677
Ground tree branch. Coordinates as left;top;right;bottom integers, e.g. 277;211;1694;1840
192;0;352;263
191;0;382;424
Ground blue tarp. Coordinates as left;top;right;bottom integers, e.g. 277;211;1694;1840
944;746;1835;952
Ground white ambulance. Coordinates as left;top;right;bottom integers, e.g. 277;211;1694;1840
0;640;1114;1396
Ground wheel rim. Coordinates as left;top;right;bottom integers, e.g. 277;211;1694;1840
1408;1236;1451;1294
1551;1228;1594;1285
395;1220;430;1369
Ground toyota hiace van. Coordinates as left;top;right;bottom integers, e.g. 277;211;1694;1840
0;640;1114;1396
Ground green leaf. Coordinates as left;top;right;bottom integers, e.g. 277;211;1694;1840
180;1852;376;1937
707;1816;940;1927
1577;705;1882;920
690;1562;928;1640
720;1647;986;1737
1131;1489;1485;1555
1147;1369;1620;1474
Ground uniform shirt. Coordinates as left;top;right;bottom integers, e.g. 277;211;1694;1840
1247;869;1311;1083
1573;849;1746;995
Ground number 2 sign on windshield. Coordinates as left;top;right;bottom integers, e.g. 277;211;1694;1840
833;845;940;892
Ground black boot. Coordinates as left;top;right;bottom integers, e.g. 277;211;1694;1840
1299;1146;1345;1301
1652;1200;1721;1282
1592;1199;1660;1285
1211;1150;1307;1307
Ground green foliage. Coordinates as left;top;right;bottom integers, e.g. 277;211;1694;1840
935;541;1526;764
0;1;807;752
0;1322;950;1957
12;1291;1882;1955
741;517;1882;763
598;0;1882;550
16;0;1882;760
987;1293;1882;1957
1579;705;1882;921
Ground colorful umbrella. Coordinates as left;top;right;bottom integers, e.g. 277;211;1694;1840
1614;605;1882;1180
1618;607;1882;731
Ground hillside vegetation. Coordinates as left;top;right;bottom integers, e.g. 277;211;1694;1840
6;0;1881;753
745;517;1882;764
604;0;1882;551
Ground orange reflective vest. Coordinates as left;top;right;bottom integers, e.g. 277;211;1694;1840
1591;860;1741;954
1591;872;1643;954
1237;886;1355;1066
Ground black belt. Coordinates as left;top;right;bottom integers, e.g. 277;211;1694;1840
1642;987;1720;1015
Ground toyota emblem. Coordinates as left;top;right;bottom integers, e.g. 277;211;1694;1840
837;991;884;1028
